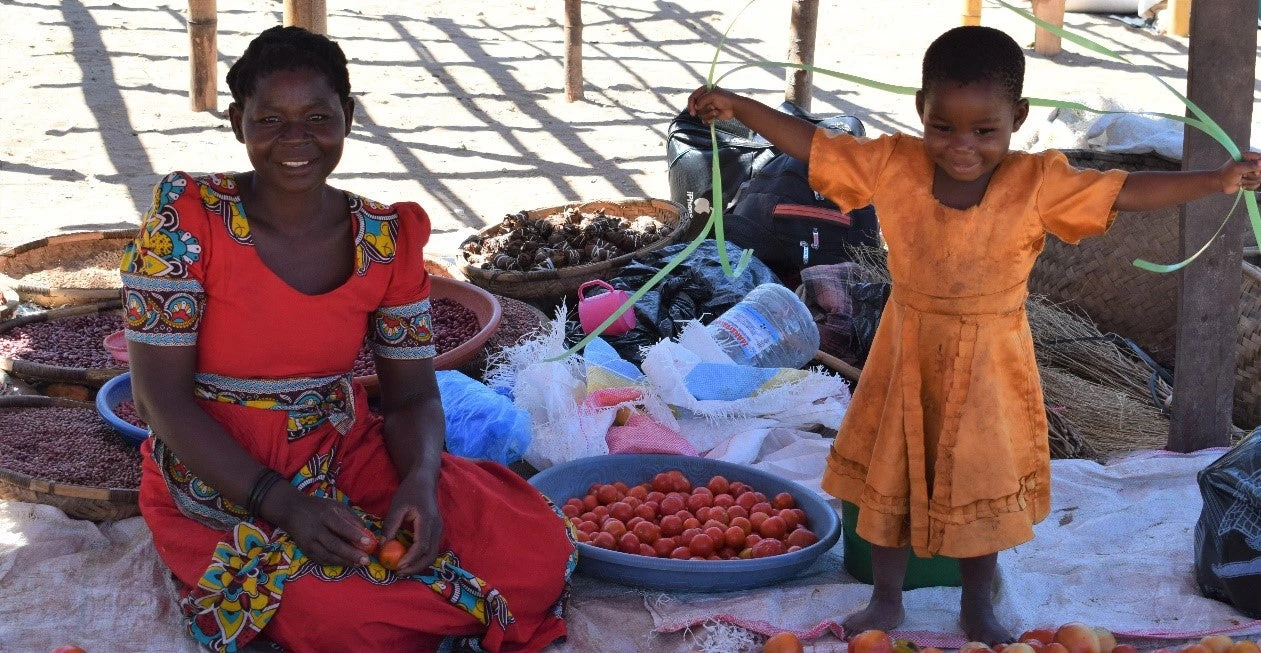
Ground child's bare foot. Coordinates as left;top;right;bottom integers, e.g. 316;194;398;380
842;595;906;637
959;597;1013;645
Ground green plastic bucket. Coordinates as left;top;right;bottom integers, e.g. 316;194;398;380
841;500;962;589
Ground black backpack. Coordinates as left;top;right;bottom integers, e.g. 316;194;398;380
666;111;777;242
725;114;880;285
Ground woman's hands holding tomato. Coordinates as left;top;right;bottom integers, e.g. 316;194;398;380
380;470;444;575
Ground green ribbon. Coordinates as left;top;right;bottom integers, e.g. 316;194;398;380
556;0;1255;357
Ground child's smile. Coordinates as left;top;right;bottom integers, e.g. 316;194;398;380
916;80;1029;199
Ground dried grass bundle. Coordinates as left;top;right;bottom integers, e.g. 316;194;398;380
1027;295;1172;410
1039;366;1170;457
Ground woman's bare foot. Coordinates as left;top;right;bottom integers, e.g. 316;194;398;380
959;597;1013;645
843;594;906;637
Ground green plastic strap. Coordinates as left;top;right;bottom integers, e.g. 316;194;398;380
554;0;1257;359
995;0;1259;271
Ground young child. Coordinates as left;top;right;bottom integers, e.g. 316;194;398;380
689;25;1260;644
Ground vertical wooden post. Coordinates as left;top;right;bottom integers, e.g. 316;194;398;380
188;0;217;113
284;0;327;34
785;0;819;112
962;0;982;25
1168;0;1192;37
1169;0;1256;452
1031;0;1066;56
564;0;583;102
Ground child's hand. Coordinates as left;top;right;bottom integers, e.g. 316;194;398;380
687;85;740;124
1219;151;1261;194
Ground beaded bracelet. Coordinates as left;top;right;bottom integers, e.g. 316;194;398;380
246;468;285;519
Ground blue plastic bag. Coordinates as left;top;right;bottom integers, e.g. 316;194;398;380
437;370;532;465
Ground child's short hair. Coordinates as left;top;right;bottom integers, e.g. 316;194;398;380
921;26;1025;104
226;26;351;105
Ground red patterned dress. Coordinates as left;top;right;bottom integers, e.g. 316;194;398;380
121;171;576;653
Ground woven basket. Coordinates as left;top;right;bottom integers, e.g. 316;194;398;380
0;395;140;521
1029;149;1261;427
0;229;134;308
455;198;689;303
0;300;127;389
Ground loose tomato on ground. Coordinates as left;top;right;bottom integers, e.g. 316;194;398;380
762;631;804;653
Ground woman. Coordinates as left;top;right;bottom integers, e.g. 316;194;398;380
124;26;575;653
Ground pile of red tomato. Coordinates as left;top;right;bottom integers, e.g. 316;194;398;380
560;469;820;561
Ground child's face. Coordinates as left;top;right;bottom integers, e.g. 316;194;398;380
915;81;1029;183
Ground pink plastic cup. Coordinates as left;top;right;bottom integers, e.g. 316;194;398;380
577;280;636;336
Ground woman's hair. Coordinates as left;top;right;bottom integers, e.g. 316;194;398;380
226;26;351;105
921;25;1025;103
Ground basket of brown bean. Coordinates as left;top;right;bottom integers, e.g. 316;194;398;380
0;395;141;521
352;276;502;395
455;198;689;302
0;229;135;308
0;301;127;394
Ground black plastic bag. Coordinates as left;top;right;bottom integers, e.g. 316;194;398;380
587;239;780;363
1195;428;1261;617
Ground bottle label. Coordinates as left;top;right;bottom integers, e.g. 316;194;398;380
713;304;782;360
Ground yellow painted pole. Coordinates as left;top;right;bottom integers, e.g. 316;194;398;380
962;0;982;25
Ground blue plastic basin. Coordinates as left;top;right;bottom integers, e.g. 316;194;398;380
528;453;841;593
95;372;149;447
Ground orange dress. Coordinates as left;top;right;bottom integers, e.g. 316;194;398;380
810;131;1126;559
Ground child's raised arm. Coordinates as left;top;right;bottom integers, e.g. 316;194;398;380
1113;152;1261;212
688;86;818;163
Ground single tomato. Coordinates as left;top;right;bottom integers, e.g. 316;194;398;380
379;539;407;570
758;515;787;540
51;647;87;653
785;528;819;548
761;631;804;653
751;538;786;558
688;533;716;556
707;475;730;496
772;492;796;510
849;629;894;653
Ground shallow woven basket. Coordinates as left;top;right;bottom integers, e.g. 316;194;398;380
0;229;134;308
455;198;689;302
0;395;140;521
0;301;127;389
1028;149;1261;427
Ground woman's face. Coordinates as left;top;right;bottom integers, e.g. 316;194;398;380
915;80;1028;183
228;67;354;195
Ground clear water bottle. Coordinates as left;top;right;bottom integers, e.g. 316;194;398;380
706;283;820;369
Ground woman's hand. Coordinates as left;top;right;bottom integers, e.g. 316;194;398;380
381;471;444;576
1219;151;1261;194
268;489;377;568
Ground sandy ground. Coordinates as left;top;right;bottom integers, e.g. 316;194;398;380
3;0;1258;259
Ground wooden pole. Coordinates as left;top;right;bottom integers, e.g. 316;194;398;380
284;0;327;34
962;0;982;25
785;0;819;112
1031;0;1066;56
1169;0;1256;451
1168;0;1192;37
188;0;217;113
564;0;583;102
